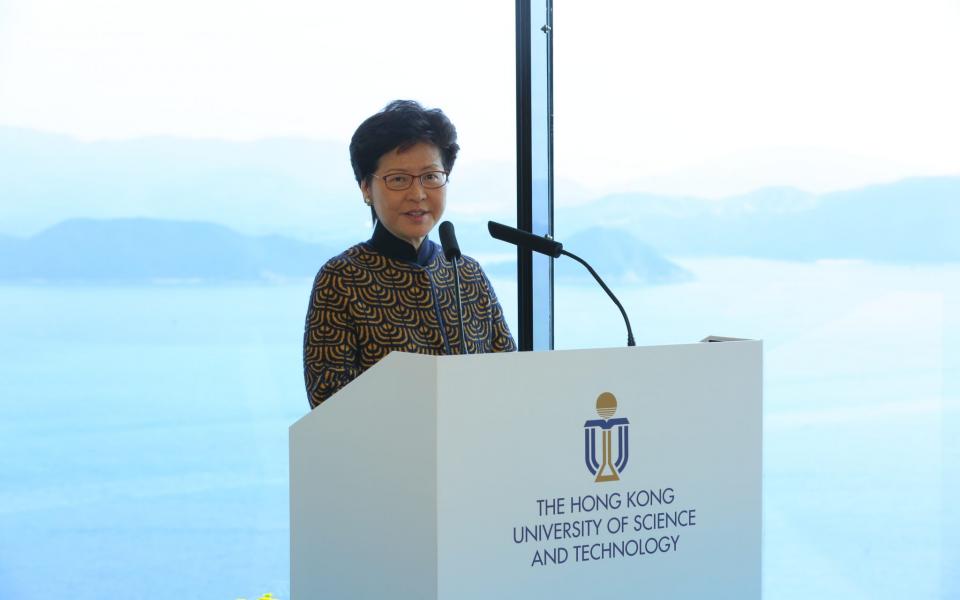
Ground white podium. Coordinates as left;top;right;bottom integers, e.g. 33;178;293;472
290;341;762;599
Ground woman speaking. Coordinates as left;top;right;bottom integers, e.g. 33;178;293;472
303;100;516;408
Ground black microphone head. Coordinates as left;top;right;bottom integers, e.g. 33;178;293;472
487;221;563;258
438;221;462;261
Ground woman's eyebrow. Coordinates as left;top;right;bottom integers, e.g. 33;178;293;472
383;164;443;173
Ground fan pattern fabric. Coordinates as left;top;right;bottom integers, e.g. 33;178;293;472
303;242;515;408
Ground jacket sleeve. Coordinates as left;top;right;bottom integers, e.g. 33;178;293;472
303;263;359;408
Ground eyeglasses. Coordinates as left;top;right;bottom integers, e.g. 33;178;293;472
372;171;449;191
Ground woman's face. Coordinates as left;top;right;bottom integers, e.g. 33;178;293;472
361;142;447;249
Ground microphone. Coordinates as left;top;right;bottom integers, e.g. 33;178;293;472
488;220;563;258
487;221;636;347
438;221;468;354
438;221;461;260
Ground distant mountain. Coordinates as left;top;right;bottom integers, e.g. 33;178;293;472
0;127;371;244
0;218;335;283
557;176;960;262
554;228;691;285
2;127;957;264
0;218;691;287
609;145;920;200
0;127;515;245
484;227;690;287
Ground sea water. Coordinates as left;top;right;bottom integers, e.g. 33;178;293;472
1;259;957;599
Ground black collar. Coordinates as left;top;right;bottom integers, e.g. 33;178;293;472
368;221;437;266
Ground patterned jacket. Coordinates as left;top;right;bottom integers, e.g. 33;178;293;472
303;223;516;408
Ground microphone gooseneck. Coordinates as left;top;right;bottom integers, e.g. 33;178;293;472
438;221;468;354
559;249;636;347
486;221;636;347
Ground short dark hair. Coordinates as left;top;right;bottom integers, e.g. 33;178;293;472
350;100;460;222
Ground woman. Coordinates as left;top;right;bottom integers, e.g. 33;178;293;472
303;100;516;408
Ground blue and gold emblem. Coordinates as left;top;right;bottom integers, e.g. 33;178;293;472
584;392;630;482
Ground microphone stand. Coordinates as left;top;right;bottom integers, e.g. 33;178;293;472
452;255;467;354
560;249;636;347
486;221;636;348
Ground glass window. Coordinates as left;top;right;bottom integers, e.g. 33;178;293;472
553;1;959;598
0;2;516;598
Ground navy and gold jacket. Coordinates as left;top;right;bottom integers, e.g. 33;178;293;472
303;223;516;408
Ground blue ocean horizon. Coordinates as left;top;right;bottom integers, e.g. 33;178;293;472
1;258;956;599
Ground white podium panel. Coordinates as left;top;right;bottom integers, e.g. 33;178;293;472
291;341;762;599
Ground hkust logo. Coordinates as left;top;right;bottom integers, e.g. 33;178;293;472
584;392;630;482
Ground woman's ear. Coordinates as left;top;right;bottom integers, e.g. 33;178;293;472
360;180;371;205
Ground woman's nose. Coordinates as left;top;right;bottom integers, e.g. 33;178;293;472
407;179;428;200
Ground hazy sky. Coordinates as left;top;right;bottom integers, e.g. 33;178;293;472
1;0;958;196
0;1;513;149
